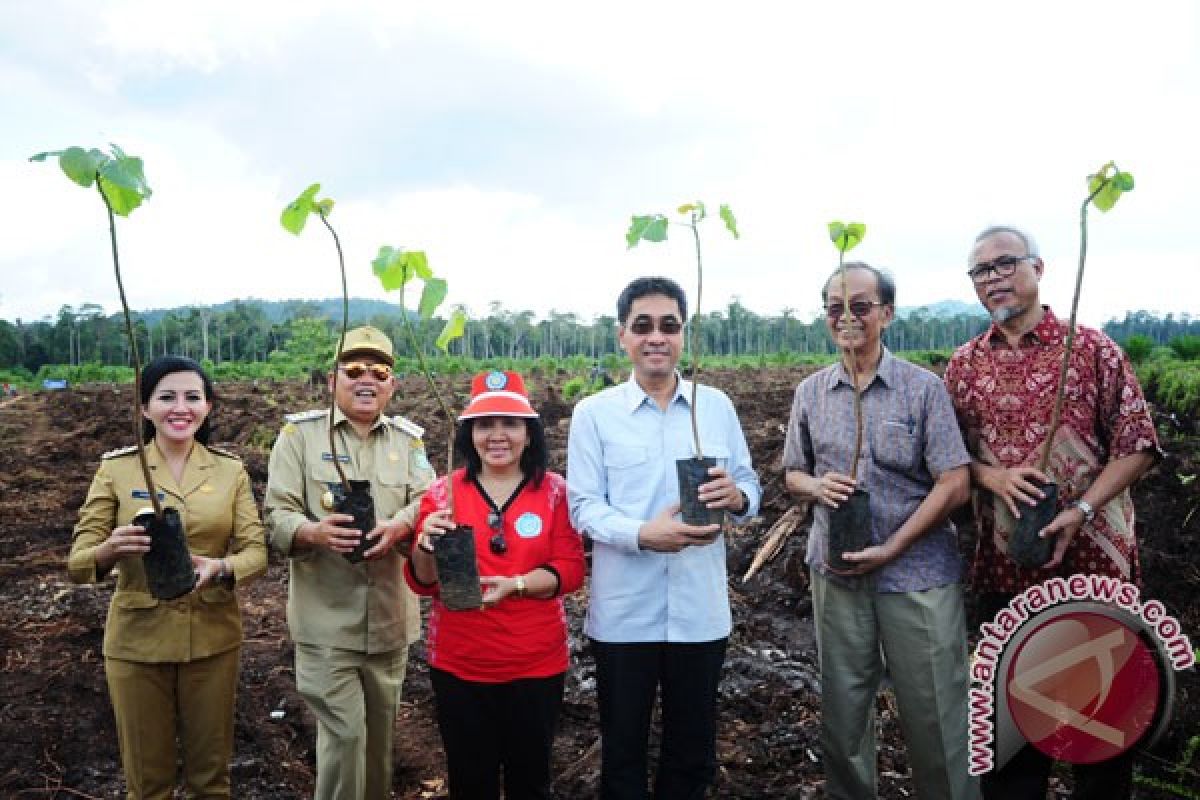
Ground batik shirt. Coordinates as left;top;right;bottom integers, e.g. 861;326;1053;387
944;307;1160;594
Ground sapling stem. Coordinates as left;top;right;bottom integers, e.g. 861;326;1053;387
687;212;704;460
397;287;457;511
318;210;352;492
1037;174;1113;473
98;179;162;518
837;250;865;482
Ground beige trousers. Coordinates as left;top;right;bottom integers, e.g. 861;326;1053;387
295;643;409;800
106;647;240;799
811;573;979;800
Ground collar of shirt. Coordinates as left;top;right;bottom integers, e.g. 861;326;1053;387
330;404;388;434
984;305;1063;348
620;371;692;413
822;347;898;392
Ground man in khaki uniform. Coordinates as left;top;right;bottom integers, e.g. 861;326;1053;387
265;326;434;800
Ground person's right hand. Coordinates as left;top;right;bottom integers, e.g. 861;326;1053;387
982;465;1048;519
811;471;857;509
414;509;455;554
299;514;363;554
98;524;150;569
637;504;721;553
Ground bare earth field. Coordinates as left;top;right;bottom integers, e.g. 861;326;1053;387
1;366;1196;798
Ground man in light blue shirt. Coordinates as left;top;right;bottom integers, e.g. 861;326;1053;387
568;276;761;799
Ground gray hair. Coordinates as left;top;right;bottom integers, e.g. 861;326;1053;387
820;261;896;307
970;225;1040;264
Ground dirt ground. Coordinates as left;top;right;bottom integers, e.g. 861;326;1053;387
1;367;1197;798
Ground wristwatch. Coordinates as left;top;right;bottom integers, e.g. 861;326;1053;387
514;575;527;598
1073;499;1096;524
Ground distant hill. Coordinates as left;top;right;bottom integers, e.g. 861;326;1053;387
135;297;407;325
896;299;986;319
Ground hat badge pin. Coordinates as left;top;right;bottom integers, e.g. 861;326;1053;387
484;371;508;390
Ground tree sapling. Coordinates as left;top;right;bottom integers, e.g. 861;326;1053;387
1008;162;1135;568
281;183;377;562
825;221;872;571
371;246;477;608
31;144;194;599
626;201;740;525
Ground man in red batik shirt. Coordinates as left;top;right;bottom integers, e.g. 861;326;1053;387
945;225;1161;800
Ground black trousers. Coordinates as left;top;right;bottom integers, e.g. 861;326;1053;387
976;592;1137;800
590;638;728;800
429;667;565;800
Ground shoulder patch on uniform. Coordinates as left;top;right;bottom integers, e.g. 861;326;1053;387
390;415;425;439
205;445;240;460
285;409;328;424
101;444;139;460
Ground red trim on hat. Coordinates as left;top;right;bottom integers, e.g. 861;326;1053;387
459;389;538;420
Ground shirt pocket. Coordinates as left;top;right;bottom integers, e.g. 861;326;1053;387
375;457;413;515
114;590;159;610
870;418;920;474
604;445;653;506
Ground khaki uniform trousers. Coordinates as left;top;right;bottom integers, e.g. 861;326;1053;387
295;642;409;800
105;647;240;799
811;573;978;800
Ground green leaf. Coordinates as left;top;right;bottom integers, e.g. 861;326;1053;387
677;203;698;214
418;277;448;320
1087;163;1134;213
59;147;107;188
315;197;335;216
719;204;740;239
29;150;63;163
828;220;866;253
625;214;669;248
96;152;151;216
372;245;410;291
403;250;432;280
1114;171;1135;192
435;308;468;352
280;183;322;234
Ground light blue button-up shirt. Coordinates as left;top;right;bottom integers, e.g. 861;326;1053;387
567;374;761;643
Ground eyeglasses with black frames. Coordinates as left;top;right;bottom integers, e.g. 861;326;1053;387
487;511;507;555
339;362;393;381
968;254;1035;283
628;316;684;335
824;301;885;320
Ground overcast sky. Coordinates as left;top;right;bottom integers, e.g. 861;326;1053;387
2;1;1197;329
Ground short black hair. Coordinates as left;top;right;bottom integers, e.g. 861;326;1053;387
616;276;688;324
820;261;896;307
139;356;216;445
453;417;548;487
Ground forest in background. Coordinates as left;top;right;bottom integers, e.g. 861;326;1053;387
2;297;1197;376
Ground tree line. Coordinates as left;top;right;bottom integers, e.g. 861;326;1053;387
1;299;1196;374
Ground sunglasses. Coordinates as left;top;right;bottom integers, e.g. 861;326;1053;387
339;362;393;381
628;316;683;335
824;301;885;319
487;511;507;555
967;254;1035;283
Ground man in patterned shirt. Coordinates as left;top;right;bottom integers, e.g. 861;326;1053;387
945;225;1160;799
784;262;974;800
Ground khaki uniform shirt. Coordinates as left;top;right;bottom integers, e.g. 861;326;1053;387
264;406;433;653
69;442;268;663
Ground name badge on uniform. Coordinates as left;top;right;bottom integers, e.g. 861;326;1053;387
321;453;352;463
514;512;543;538
132;489;166;501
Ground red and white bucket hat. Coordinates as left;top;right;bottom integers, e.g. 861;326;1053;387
458;370;538;420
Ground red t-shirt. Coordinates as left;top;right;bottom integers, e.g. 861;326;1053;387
404;469;585;683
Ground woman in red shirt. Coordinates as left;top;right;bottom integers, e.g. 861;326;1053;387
406;370;585;799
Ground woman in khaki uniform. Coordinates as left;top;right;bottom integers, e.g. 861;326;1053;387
68;356;267;799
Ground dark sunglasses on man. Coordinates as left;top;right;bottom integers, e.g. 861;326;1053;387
339;362;393;381
824;301;885;319
628;316;683;335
